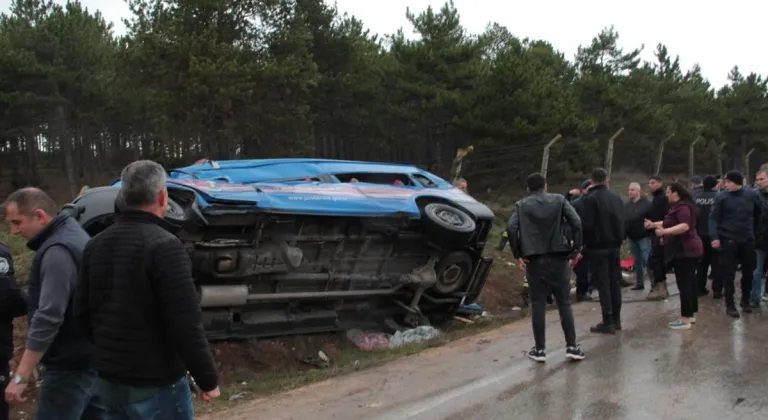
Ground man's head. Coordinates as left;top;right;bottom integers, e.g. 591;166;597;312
580;179;592;193
724;170;744;192
454;178;468;192
648;175;663;192
117;160;169;218
590;168;608;186
690;176;702;189
628;182;642;200
703;175;718;190
756;170;768;191
526;172;546;193
1;188;59;240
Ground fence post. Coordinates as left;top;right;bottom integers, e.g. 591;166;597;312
688;136;702;178
655;133;675;175
605;127;624;179
540;134;562;179
745;148;755;182
716;142;726;181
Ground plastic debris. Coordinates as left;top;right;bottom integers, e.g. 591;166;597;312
346;328;390;351
388;326;440;348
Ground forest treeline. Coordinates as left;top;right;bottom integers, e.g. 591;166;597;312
1;0;767;198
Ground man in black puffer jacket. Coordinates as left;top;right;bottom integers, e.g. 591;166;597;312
579;168;625;334
75;160;220;417
646;175;670;300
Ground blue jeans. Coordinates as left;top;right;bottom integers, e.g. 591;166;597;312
752;249;766;301
35;368;107;420
628;237;651;288
101;376;193;420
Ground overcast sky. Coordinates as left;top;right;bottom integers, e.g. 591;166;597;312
1;0;765;89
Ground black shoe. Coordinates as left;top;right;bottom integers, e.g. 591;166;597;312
566;345;585;361
749;300;761;308
614;317;622;331
546;295;554;305
698;289;709;297
528;347;546;363
726;307;740;318
713;292;722;299
590;322;616;334
631;285;644;291
576;294;592;302
740;302;753;313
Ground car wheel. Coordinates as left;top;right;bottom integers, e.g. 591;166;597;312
432;251;473;295
422;202;476;246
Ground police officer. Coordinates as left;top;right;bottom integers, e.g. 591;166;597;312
0;242;27;420
694;176;719;296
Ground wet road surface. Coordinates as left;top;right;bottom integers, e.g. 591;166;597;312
201;277;768;420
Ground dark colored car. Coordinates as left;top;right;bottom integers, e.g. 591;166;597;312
63;158;494;340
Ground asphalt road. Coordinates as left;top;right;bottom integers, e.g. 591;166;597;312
201;277;768;420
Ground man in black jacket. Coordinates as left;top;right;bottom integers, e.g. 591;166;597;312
568;180;593;301
625;182;652;290
709;170;762;318
75;160;220;417
579;168;625;334
0;242;27;420
507;172;585;363
749;168;768;305
694;175;719;296
2;188;106;417
645;175;670;300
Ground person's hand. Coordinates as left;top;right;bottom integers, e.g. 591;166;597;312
569;189;580;196
569;253;582;267
712;240;720;249
655;228;665;237
643;219;653;229
518;258;529;271
4;381;27;404
200;386;220;401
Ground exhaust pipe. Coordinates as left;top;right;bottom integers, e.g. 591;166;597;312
199;285;249;308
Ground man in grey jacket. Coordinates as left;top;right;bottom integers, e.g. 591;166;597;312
507;172;585;363
1;188;105;417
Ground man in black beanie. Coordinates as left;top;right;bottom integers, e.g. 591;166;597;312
694;175;719;296
709;170;762;317
646;175;670;300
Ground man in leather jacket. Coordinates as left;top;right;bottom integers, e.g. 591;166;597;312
507;172;584;363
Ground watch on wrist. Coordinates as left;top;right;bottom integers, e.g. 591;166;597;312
12;374;27;385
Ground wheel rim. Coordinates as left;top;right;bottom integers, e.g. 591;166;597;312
435;209;463;226
441;264;463;285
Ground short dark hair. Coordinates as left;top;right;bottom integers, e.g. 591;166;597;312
526;172;546;191
590;168;608;183
1;187;58;217
649;175;663;182
667;182;693;202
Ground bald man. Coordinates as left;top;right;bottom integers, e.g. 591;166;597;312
625;182;653;290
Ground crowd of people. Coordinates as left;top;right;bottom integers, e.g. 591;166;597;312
506;167;768;363
0;160;220;419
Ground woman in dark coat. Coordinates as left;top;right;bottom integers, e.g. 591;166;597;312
646;182;704;329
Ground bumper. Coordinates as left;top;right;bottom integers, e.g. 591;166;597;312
462;256;493;304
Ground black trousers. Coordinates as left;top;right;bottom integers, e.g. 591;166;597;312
526;254;577;350
587;248;622;322
648;236;667;287
0;361;8;420
697;236;717;293
717;239;756;308
574;257;590;296
673;257;699;317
